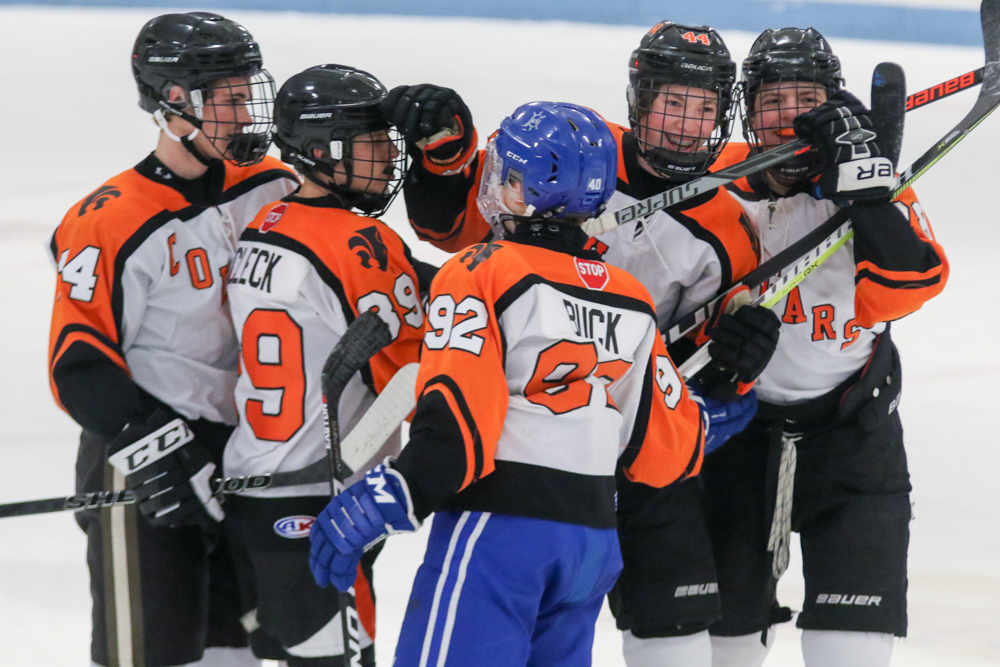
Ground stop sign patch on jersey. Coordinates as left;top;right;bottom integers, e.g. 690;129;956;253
260;202;288;233
575;257;609;291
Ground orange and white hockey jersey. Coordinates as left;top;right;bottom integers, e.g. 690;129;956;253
223;195;425;497
714;144;949;404
393;225;705;528
48;154;298;438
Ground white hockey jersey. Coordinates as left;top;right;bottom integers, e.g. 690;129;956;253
49;154;298;430
723;176;947;404
224;196;425;497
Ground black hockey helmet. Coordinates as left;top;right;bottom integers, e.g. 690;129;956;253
273;64;407;216
627;21;737;180
132;12;276;166
740;27;844;183
741;27;844;107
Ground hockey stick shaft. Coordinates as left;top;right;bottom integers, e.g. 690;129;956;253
0;355;417;521
320;310;394;667
585;62;990;237
907;67;983;111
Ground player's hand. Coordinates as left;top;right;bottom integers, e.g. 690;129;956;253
793;90;896;201
107;409;223;528
309;460;419;591
690;389;758;455
694;288;780;399
708;304;781;386
380;84;474;163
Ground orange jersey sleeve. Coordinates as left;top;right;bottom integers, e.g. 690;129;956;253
851;188;948;326
620;329;705;487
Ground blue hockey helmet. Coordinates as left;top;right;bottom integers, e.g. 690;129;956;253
477;101;618;238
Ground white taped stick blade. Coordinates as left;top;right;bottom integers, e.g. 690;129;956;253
341;363;420;472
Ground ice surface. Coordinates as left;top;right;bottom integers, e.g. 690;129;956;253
0;7;997;665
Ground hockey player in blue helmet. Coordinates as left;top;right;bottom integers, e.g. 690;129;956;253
309;101;718;667
476;101;618;237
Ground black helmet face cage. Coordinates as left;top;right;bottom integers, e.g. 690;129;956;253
281;121;407;217
628;76;735;180
741;72;840;183
167;68;276;167
334;126;408;216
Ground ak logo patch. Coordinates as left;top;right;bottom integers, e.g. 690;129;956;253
78;185;122;217
350;225;389;270
574;257;609;291
260;203;288;233
459;241;503;271
273;515;315;539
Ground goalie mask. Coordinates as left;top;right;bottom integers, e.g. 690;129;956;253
476;101;617;238
272;64;407;217
132;12;276;166
627;21;737;181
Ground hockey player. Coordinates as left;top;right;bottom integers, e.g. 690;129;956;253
308;101;757;667
47;13;298;667
378;22;782;666
701;28;949;667
222;64;430;666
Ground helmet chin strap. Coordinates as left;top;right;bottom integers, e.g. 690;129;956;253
153;91;222;168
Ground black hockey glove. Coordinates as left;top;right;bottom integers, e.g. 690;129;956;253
380;84;474;163
793;90;896;201
107;409;223;528
695;305;781;401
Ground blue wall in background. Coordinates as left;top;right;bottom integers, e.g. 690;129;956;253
4;0;984;47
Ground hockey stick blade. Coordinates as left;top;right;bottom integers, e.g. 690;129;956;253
872;62;907;167
321;310;393;487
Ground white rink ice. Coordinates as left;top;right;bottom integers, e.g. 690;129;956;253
0;6;998;666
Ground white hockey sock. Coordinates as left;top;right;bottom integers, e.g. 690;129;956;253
801;629;893;667
711;628;775;667
622;629;712;667
178;646;261;667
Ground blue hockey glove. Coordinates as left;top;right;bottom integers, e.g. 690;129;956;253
309;460;419;591
793;90;896;201
690;389;759;455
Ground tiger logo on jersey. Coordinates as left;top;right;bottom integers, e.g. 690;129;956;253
349;226;389;271
459;241;503;272
78;185;122;217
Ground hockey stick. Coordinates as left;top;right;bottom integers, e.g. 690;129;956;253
678;1;1000;379
320;310;394;667
908;67;983;111
583;58;992;237
0;363;419;520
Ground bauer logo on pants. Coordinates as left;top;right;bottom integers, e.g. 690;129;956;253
574;257;610;291
274;515;315;539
